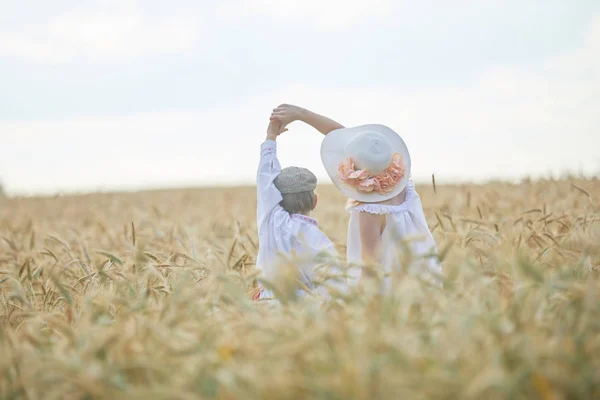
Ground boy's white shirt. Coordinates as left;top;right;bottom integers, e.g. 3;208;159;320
256;140;337;299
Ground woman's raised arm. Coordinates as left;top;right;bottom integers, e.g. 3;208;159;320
270;104;344;135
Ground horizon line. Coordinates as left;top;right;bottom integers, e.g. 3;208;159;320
3;173;597;199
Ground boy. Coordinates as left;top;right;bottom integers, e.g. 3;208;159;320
255;119;339;300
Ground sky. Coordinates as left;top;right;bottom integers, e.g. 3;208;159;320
1;0;599;195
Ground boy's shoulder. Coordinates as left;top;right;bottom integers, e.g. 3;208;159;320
298;223;335;251
268;209;333;248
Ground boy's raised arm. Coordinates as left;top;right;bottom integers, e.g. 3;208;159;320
256;121;288;228
270;104;344;135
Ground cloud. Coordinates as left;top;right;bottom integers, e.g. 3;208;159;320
222;0;395;30
267;17;600;181
0;3;198;62
1;16;598;194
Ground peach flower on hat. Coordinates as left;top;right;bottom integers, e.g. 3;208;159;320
338;153;406;195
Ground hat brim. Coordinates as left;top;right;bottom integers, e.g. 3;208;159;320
320;124;411;203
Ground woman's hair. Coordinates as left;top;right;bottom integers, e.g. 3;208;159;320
346;198;362;208
280;190;315;215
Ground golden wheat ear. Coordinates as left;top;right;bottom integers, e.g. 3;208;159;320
0;179;598;398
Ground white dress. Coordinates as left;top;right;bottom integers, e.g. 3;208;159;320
346;181;442;290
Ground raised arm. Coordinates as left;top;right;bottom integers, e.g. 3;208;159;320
270;104;344;135
256;121;288;229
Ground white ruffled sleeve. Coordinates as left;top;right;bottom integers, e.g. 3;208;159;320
346;181;418;215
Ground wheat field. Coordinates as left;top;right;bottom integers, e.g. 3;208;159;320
1;179;599;399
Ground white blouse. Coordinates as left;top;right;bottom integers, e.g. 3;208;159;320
256;140;338;300
346;181;442;290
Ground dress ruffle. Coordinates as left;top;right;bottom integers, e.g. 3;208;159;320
346;181;418;215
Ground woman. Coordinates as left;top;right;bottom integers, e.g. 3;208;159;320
270;104;442;291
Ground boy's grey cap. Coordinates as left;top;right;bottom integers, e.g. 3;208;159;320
274;167;317;194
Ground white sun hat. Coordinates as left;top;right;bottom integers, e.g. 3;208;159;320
320;124;411;203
